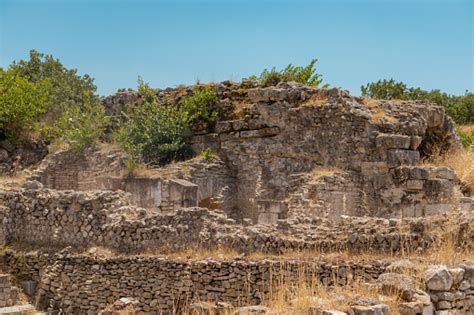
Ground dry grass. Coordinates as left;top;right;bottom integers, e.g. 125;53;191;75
121;159;161;178
458;124;474;135
361;99;398;124
301;94;328;107
0;172;28;189
264;264;400;314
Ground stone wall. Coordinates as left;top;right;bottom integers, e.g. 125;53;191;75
98;176;198;211
423;265;474;313
1;188;471;254
0;139;48;175
4;252;387;313
31;82;469;224
0;273;18;307
30;147;124;191
3;251;473;314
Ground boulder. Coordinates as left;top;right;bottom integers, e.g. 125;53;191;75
23;180;44;190
378;273;415;301
351;304;389;315
424;266;453;291
386;260;418;273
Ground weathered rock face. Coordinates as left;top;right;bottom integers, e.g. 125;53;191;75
35;81;467;224
0;139;47;175
190;82;462;222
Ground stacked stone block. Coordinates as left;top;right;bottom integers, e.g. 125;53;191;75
0;274;17;308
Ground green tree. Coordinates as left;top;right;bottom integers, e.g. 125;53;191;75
0;68;51;139
10;50;97;111
1;50;107;152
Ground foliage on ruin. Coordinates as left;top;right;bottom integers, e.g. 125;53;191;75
457;124;474;150
200;148;216;163
114;79;192;166
244;59;327;87
52;93;109;153
0;68;51;139
113;79;219;166
10;50;98;116
180;86;219;126
0;50;106;153
361;79;474;124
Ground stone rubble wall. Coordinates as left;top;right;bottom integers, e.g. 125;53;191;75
0;188;471;254
423;265;474;314
188;82;464;222
0;139;48;175
4;252;387;313
0;273;18;307
3;251;473;314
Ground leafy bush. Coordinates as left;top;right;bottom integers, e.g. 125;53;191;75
244;59;326;87
114;80;194;165
10;50;97;116
0;50;107;153
53;93;109;152
457;125;474;149
361;79;474;124
0;68;51;138
180;86;218;125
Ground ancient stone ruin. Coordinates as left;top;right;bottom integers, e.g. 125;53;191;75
0;81;472;314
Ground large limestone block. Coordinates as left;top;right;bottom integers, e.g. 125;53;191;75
387;149;420;168
424;266;453;291
378;273;415;301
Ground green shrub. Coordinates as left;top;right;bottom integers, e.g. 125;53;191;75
0;50;104;154
457;127;474;149
114;80;193;165
361;79;474;124
180;86;218;125
200;148;215;162
245;59;326;87
0;68;51;139
52;93;109;152
114;80;219;166
10;50;97;116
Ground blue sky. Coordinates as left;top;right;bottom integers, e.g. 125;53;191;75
0;0;472;96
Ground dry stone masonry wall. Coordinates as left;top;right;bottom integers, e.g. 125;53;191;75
0;187;471;254
37;82;470;224
3;251;473;314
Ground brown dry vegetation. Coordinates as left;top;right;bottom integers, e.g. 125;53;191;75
361;99;398;124
301;94;328;107
0;172;28;190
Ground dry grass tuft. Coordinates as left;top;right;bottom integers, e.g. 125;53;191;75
0;172;28;189
361;98;398;124
458;124;474;135
301;94;329;107
121;159;161;178
308;167;342;185
265;264;399;314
